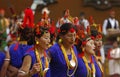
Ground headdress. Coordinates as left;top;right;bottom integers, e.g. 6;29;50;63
22;8;34;28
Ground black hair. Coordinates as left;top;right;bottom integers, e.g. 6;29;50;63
75;38;82;54
56;23;77;42
18;26;34;45
91;29;102;39
34;26;49;38
59;23;76;35
76;34;91;54
91;29;99;37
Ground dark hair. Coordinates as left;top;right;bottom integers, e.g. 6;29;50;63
56;23;77;42
91;30;99;38
75;38;82;53
18;27;34;45
18;27;33;40
76;34;91;53
59;23;76;35
34;26;49;38
91;29;102;39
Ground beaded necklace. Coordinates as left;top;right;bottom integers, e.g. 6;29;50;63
60;43;78;77
82;56;96;77
35;48;49;77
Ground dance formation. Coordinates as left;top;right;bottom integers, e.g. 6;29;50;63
0;7;111;77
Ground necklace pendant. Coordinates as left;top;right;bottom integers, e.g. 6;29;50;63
69;60;76;69
44;68;49;73
93;73;95;77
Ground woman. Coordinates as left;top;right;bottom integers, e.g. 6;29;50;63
7;27;34;76
75;34;103;77
17;25;51;77
91;30;104;77
91;30;105;64
7;8;34;77
48;23;78;77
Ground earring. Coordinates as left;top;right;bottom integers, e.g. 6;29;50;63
17;37;20;41
82;47;85;52
36;41;39;45
58;39;62;43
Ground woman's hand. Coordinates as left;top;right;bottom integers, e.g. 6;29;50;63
29;63;40;76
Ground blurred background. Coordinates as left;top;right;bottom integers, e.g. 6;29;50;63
0;0;120;77
0;0;120;23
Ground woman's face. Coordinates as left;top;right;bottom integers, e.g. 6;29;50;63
62;31;76;45
84;39;95;55
37;32;50;50
94;38;102;50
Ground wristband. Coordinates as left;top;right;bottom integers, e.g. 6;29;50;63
4;58;10;61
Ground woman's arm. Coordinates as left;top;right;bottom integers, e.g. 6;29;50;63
17;55;40;77
7;65;18;77
0;59;10;77
17;55;32;77
0;50;10;77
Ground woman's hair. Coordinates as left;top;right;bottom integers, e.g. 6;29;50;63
91;29;102;41
18;27;34;45
91;30;98;38
34;26;49;38
34;25;57;44
76;34;91;53
75;38;82;53
56;23;77;42
59;23;76;35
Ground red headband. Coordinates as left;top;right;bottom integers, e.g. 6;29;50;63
69;28;75;33
82;37;92;46
96;34;102;39
58;28;75;33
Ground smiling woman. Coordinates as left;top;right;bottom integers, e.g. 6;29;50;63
75;34;103;77
17;25;51;77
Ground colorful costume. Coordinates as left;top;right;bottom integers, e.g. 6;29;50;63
48;43;78;77
24;50;50;77
75;55;102;77
0;52;5;70
9;43;33;68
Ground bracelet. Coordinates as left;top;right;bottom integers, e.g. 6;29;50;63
4;58;10;61
18;70;26;74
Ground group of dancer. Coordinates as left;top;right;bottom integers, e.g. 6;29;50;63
0;7;103;77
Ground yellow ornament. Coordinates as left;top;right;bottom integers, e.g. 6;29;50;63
36;41;39;45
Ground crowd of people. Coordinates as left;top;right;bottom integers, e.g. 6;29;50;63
0;6;120;77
